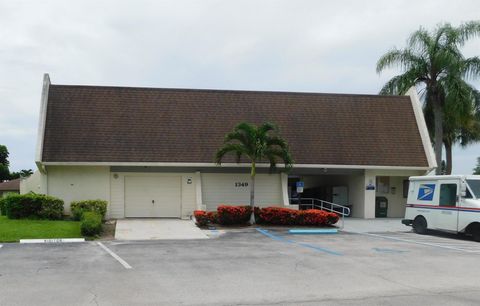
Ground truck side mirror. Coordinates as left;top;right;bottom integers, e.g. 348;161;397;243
461;191;466;197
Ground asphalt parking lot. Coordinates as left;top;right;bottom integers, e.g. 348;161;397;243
1;228;480;306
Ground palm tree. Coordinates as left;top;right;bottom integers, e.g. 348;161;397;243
215;122;293;224
376;22;480;174
424;79;480;174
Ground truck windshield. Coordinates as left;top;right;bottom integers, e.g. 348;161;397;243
467;180;480;198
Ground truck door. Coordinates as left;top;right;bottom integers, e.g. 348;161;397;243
436;181;459;232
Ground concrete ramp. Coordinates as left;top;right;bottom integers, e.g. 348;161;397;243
115;219;209;240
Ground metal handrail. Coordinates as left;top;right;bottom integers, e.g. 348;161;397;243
289;197;350;229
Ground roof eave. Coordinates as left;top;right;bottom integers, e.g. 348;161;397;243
407;87;437;170
35;73;50;173
40;161;430;171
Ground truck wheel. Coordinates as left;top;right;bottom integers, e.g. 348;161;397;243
471;225;480;242
413;216;427;234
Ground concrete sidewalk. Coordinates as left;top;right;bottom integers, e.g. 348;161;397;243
341;218;411;233
114;219;209;240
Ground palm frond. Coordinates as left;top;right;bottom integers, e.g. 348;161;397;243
455;21;480;46
264;147;294;171
462;56;480;80
258;122;277;138
407;27;431;52
214;143;248;165
379;68;421;95
376;49;423;74
265;136;289;149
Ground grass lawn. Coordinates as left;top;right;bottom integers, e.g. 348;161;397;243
0;216;81;242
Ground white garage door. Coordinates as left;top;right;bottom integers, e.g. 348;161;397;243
202;173;282;211
125;176;181;218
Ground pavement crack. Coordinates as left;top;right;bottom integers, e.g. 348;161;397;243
88;288;99;306
36;266;49;274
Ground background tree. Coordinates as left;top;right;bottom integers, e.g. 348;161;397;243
0;144;34;180
0;145;10;181
474;157;480;175
9;169;34;179
376;21;480;174
215;122;293;224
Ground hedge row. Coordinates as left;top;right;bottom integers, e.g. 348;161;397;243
1;193;64;220
256;207;339;226
71;200;108;221
0;197;7;216
194;206;339;227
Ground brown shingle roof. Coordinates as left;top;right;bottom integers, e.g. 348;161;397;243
0;178;20;191
41;85;429;167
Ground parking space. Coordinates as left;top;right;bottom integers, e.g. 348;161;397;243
1;229;480;305
359;231;480;253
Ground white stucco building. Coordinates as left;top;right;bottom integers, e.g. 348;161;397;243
22;74;436;219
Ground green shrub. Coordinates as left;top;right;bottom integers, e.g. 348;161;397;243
4;194;40;219
3;193;64;220
80;211;102;236
38;196;64;220
0;197;6;216
71;200;108;221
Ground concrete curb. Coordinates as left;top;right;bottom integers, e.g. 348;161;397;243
20;238;85;244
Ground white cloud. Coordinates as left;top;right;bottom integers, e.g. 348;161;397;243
0;0;479;172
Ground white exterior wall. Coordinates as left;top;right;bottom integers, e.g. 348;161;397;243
46;166;110;215
348;174;365;218
375;176;409;217
202;173;282;211
20;170;47;194
109;172;196;219
365;169;425;218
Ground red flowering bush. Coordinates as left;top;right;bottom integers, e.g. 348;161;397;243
325;211;340;225
194;210;209;226
194;206;339;227
255;207;339;226
208;211;218;224
296;209;327;225
193;210;218;227
255;207;298;225
217;205;252;225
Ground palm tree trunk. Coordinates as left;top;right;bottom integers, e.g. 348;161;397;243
432;97;444;175
250;162;256;224
445;141;453;175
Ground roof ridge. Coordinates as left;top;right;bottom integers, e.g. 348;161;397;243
50;83;407;99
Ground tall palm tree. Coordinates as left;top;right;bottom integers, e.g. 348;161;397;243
425;79;480;174
376;22;480;174
215;122;293;224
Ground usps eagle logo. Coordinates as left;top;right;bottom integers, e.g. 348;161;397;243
417;184;435;201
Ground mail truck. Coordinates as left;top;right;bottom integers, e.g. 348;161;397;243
402;175;480;241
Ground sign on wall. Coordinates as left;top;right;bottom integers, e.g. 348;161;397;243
296;181;304;193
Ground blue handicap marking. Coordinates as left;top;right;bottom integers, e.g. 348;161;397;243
255;228;342;256
372;247;408;254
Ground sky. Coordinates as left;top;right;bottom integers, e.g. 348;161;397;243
0;0;479;174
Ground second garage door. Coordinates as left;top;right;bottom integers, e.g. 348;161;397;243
125;176;181;218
